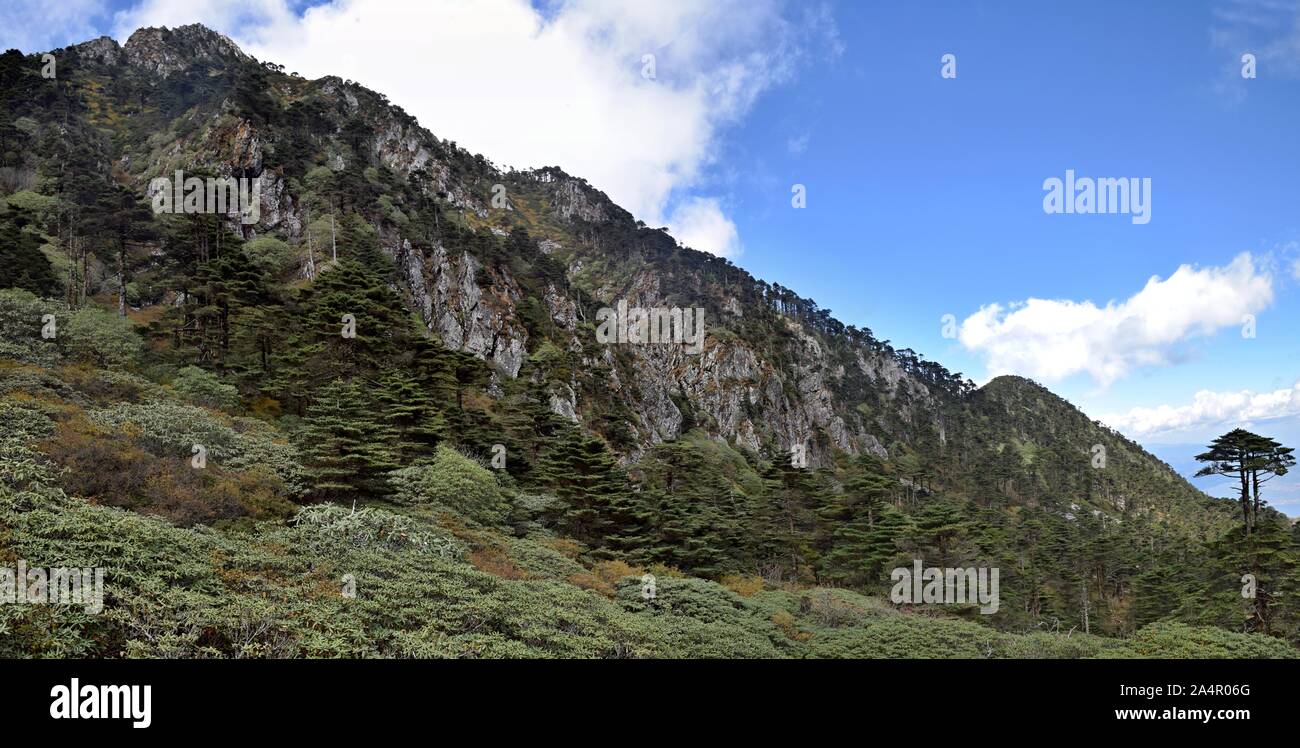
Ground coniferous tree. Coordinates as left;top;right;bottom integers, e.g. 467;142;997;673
535;426;633;548
630;438;747;575
0;209;59;295
862;507;913;585
267;259;412;413
1195;429;1281;535
818;454;894;585
498;381;565;484
753;452;829;581
906;499;972;568
377;369;447;460
298;378;399;502
1133;553;1187;629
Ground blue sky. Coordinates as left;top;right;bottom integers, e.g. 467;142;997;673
718;1;1300;509
4;0;1299;510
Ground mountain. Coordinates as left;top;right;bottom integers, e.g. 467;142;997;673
1;25;1295;657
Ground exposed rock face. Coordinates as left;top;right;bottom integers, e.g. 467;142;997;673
218;118;264;174
64;23;951;466
550;178;609;223
395;238;433;325
424;244;527;378
256;171;300;236
123;25;250;77
68;36;121;66
549;382;580;423
614;330;866;466
318;78;359;113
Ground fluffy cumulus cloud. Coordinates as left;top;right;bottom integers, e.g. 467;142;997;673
666;197;741;259
107;0;836;257
958;253;1274;386
1102;380;1300;437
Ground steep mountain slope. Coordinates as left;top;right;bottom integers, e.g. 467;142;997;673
3;25;1287;651
6;26;1199;480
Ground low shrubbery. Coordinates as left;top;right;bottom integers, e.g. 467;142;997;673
2;360;1296;660
89;399;306;495
41;416;294;526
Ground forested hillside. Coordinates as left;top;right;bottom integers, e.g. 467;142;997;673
1;25;1297;657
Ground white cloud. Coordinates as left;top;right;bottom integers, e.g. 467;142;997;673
1291;256;1300;281
110;0;835;257
0;0;111;53
1102;380;1300;437
958;253;1274;386
666;197;741;258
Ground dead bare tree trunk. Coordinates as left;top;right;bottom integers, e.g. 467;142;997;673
117;243;126;317
304;205;316;279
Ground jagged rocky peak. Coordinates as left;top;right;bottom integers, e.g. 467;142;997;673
67;36;122;65
547;176;612;224
123;23;251;76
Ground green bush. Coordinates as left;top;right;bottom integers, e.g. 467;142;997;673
69;368;166;403
243;236;296;276
390;445;508;525
5;190;57;220
994;631;1121;659
1122;622;1296;659
499;534;588;580
292;503;464;559
0;289;59;366
806;616;1003;659
0;398;56;442
63;306;142;368
171;366;240;410
0;366;77;401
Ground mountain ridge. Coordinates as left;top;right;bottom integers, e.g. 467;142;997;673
6;23;1284;648
17;24;1211;502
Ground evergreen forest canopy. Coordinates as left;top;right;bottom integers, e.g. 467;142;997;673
0;25;1297;658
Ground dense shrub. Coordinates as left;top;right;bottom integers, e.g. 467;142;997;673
292;503;465;559
0;397;56;441
62;306;143;368
995;632;1121;659
0;288;59;366
0;295;143;369
242;236;296;276
806;616;1003;659
1124;622;1296;659
0;365;78;401
62;367;164;403
468;545;530;579
498;534;587;579
89;400;306;495
389;445;508;525
171;366;240;410
720;573;765;598
39;416;291;526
